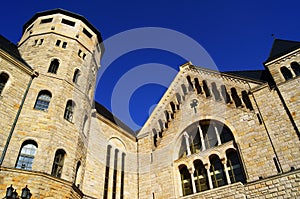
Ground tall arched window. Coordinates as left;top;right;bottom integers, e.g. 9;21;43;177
51;149;66;178
179;165;193;196
280;66;293;80
226;149;246;184
73;69;80;83
220;85;231;104
202;80;211;97
230;87;242;108
48;59;60;74
0;72;9;95
291;62;300;77
211;82;221;101
34;90;52;111
194;78;202;94
241;90;254;111
181;84;188;95
64;100;75;122
209;155;226;188
186;76;194;92
193;160;209;192
15;140;38;170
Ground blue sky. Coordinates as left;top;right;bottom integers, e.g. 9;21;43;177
1;1;300;130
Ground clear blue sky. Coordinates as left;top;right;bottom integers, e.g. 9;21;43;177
1;1;300;130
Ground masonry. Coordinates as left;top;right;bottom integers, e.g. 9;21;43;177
0;8;300;199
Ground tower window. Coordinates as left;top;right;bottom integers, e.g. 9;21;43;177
202;80;211;97
73;69;80;84
15;140;38;170
55;40;61;46
64;100;75;122
34;90;52;111
0;72;9;95
179;165;193;196
62;42;67;49
280;66;293;80
61;18;75;27
48;59;59;74
291;62;300;77
241;90;254;111
83;28;92;38
51;149;66;178
209;155;226;188
40;18;53;24
230;87;242;108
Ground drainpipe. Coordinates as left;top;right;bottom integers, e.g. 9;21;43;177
0;71;38;166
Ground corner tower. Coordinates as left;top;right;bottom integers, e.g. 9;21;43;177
1;9;104;197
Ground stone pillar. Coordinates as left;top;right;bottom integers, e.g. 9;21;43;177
205;164;213;189
222;158;231;185
197;125;206;151
214;125;222;145
189;167;197;194
183;132;191;156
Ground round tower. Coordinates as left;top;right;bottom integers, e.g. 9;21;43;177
3;8;104;192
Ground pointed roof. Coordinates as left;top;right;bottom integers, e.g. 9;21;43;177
265;39;300;63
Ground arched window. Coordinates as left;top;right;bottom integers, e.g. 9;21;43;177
226;149;246;184
178;136;188;158
48;59;59;74
186;76;194;92
230;87;242;108
291;62;300;77
0;72;9;95
202;80;211;98
241;91;254;111
211;82;221;101
193;160;209;192
64;100;75;122
51;149;66;178
15;140;38;170
202;123;218;148
179;165;193;196
181;84;188;95
194;78;202;94
73;69;80;83
34;90;52;111
280;66;293;80
220;85;231;104
209;155;226;188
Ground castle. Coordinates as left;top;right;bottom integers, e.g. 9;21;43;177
0;9;300;199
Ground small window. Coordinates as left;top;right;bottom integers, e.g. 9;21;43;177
202;80;211;97
62;42;67;49
61;18;75;27
39;39;44;45
64;100;75;122
51;149;66;178
73;69;80;83
291;62;300;77
280;66;293;80
83;28;92;38
82;53;86;60
40;18;53;24
0;72;9;95
48;59;59;74
55;40;61;46
78;49;82;57
34;90;52;111
15;140;38;170
231;87;242;108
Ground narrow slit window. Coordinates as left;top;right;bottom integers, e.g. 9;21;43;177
55;40;61;46
40;18;53;24
61;18;75;27
83;28;93;38
62;42;67;49
48;59;59;74
64;100;75;122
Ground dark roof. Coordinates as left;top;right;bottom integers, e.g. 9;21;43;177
0;35;31;69
224;69;273;83
94;101;135;136
265;39;300;63
23;8;104;45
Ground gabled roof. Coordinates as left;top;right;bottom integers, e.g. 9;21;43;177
0;35;31;69
224;69;271;82
94;101;135;136
265;39;300;63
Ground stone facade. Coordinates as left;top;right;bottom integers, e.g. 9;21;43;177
0;8;300;199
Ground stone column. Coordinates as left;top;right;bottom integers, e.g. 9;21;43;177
189;167;197;194
205;164;213;189
197;125;206;151
183;132;191;156
222;158;231;185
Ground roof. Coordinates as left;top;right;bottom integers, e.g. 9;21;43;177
0;35;31;68
94;101;135;136
265;39;300;63
224;69;272;82
23;8;104;46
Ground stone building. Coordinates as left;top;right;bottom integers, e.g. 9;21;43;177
0;8;300;199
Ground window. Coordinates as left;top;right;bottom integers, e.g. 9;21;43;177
291;62;300;77
0;72;9;95
40;18;53;24
64;100;75;122
230;87;242;108
241;91;254;110
73;69;80;83
179;165;193;196
61;18;75;27
103;145;112;199
210;155;226;188
62;42;67;49
55;40;61;46
51;149;66;178
280;66;293;80
220;85;231;104
112;149;119;199
202;80;211;97
193;160;209;192
15;140;38;170
194;78;202;94
48;59;59;74
34;90;51;111
186;76;194;92
120;153;126;199
226;149;246;184
211;82;221;101
181;84;188;95
83;28;92;38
